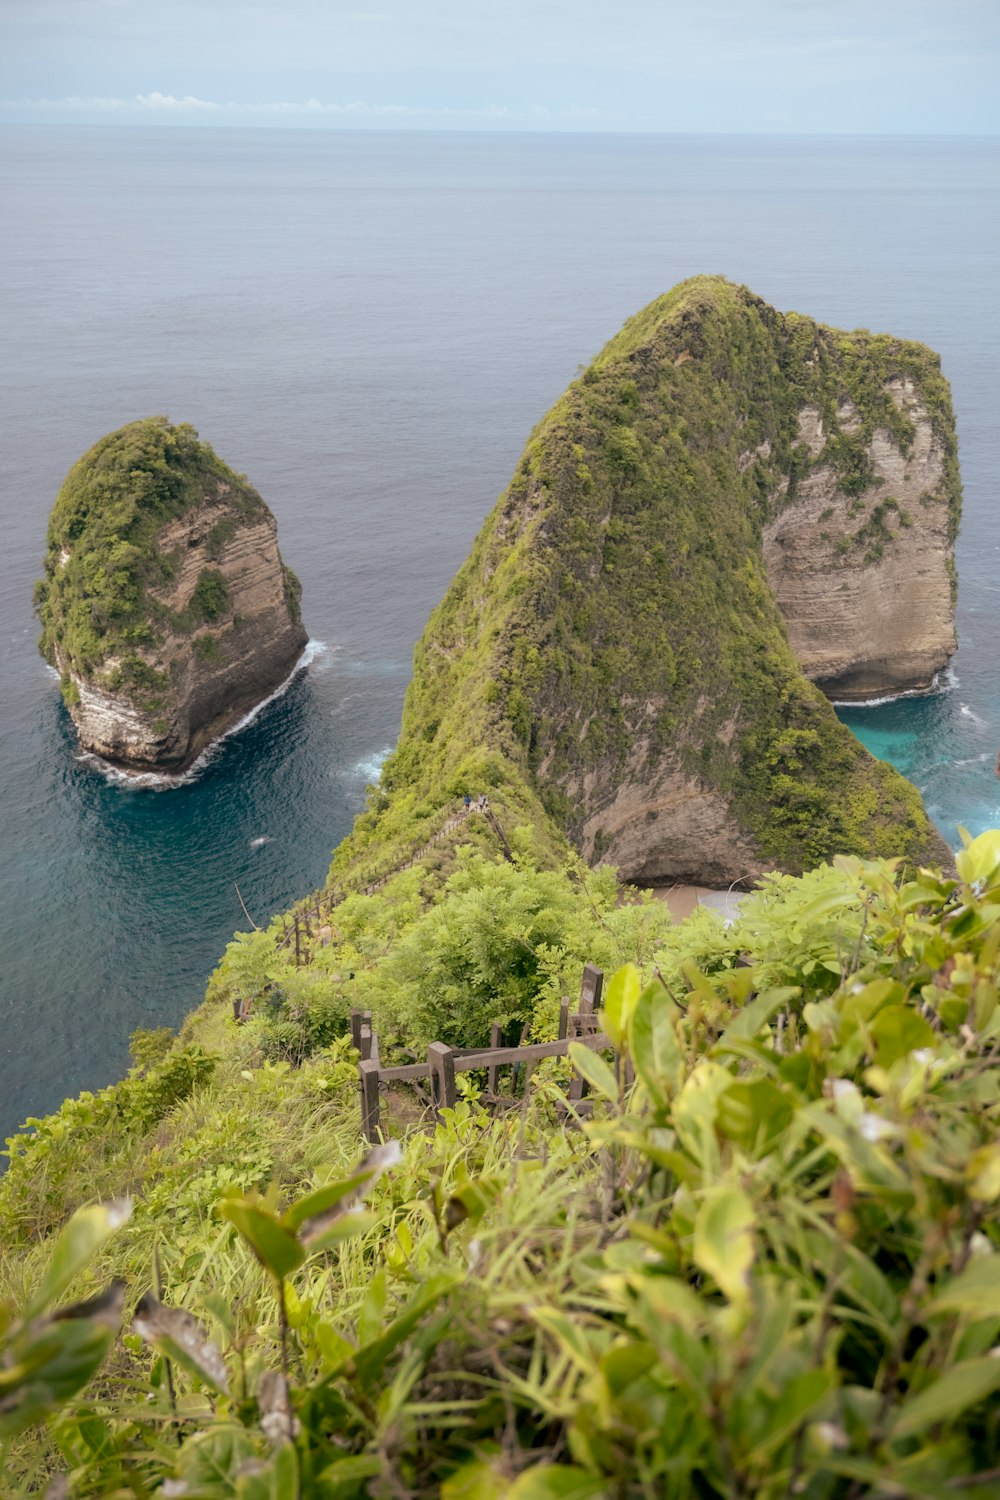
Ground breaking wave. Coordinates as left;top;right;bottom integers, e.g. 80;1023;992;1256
74;639;327;790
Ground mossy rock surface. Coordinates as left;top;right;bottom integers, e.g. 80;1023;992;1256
35;417;268;684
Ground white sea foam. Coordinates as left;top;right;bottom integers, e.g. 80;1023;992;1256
249;835;273;848
354;746;393;784
329;688;364;720
960;703;987;727
833;663;965;708
74;639;326;791
832;691;907;708
832;666;960;709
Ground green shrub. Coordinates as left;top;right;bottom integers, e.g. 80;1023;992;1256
188;567;229;624
127;1026;174;1073
193;632;220;662
0;1045;216;1242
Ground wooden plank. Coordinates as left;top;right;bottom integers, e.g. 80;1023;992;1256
428;1041;458;1114
451;1031;610;1073
570;1011;600;1035
359;1024;373;1062
375;1061;431;1083
558;999;570;1041
359;1059;381;1142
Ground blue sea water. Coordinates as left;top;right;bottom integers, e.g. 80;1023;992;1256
0;128;997;1140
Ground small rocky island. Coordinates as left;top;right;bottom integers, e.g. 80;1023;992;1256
35;417;307;773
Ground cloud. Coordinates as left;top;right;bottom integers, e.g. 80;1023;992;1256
0;91;616;122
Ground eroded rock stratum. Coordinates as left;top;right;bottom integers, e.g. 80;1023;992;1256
375;277;958;886
763;377;956;700
36;418;307;772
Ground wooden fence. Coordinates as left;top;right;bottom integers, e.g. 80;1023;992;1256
272;800;513;968
354;963;609;1141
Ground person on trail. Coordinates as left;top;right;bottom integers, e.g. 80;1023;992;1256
463;793;472;811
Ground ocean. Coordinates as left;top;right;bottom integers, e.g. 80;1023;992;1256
1;128;997;1141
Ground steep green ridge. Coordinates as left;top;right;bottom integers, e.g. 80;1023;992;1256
335;277;955;887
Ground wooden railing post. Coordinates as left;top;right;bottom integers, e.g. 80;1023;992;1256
568;980;601;1103
558;998;570;1041
359;1024;373;1062
428;1042;457;1116
350;1009;372;1054
359;1059;382;1142
487;1023;502;1095
580;963;604;1014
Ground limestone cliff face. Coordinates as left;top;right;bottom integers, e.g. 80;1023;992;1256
763;379;956;699
36;418;307;773
377;278;958;887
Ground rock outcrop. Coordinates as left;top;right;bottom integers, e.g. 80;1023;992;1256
370;278;958;887
35;418;307;772
763;379;957;699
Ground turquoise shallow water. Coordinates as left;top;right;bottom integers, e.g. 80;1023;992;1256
0;129;997;1140
838;677;1000;849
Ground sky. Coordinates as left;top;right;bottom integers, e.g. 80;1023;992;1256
1;0;997;135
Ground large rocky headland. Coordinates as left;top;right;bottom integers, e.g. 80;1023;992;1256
346;275;959;890
35;417;307;773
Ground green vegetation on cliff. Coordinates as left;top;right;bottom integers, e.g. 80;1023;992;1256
329;277;954;890
34;417;278;707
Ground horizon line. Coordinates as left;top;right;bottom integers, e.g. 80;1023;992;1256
1;120;998;140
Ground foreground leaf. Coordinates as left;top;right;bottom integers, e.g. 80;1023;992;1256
133;1293;229;1394
219;1198;304;1281
23;1200;132;1321
507;1466;609;1498
567;1044;618;1102
890;1356;1000;1439
693;1184;755;1304
603;963;641;1048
